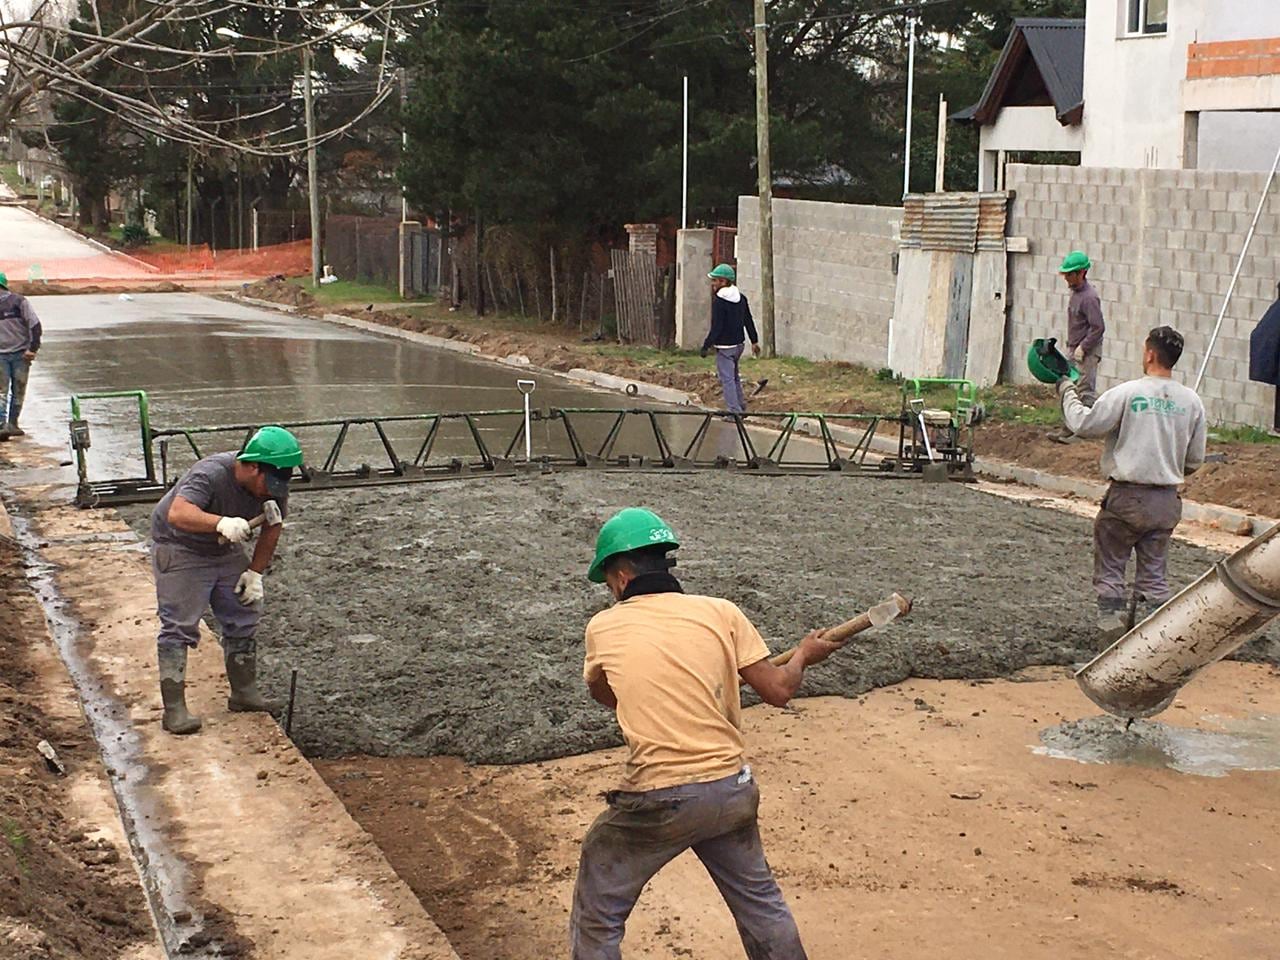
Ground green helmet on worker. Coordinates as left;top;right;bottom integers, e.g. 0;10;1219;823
237;425;303;497
0;272;8;289
708;264;736;282
1058;250;1091;274
588;507;680;583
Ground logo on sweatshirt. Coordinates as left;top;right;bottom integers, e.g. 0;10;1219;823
1130;396;1186;417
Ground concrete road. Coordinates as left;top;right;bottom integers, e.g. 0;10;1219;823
0;205;156;281
20;292;758;488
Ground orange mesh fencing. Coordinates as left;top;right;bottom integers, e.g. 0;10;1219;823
130;240;312;278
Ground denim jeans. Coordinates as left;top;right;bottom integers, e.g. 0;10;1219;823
715;344;748;413
0;351;30;427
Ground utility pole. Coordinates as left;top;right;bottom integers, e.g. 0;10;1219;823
903;10;918;198
399;68;409;223
753;0;776;358
681;74;689;230
303;47;321;286
185;150;194;251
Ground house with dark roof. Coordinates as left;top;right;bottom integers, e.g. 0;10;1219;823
960;2;1280;190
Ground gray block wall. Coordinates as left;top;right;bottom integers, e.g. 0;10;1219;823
1004;163;1278;429
737;197;901;368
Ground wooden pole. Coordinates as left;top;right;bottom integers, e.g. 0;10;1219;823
753;0;776;358
304;48;321;287
935;93;948;193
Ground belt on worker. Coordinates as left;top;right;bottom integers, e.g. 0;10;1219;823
1106;480;1176;490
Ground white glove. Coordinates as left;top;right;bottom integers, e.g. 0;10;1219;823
216;516;253;543
235;569;264;605
1071;345;1084;363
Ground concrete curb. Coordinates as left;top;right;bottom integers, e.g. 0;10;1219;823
231;295;1276;538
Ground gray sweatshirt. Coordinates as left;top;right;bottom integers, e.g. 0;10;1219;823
1061;375;1206;486
0;292;42;355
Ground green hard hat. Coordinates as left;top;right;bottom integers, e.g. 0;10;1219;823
0;272;8;289
708;263;736;282
1027;338;1081;385
588;507;679;583
237;425;304;469
1058;250;1091;273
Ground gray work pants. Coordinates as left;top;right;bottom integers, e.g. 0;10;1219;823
570;769;805;960
152;543;260;650
715;344;748;413
1075;347;1101;407
1093;482;1182;605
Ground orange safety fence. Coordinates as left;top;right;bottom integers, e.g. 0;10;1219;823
129;239;312;278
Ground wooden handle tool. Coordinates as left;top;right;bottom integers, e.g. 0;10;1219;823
769;592;913;666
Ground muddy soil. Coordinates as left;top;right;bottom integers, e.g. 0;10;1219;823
317;666;1280;960
0;539;155;959
121;475;1277;764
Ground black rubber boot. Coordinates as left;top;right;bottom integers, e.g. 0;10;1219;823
158;647;202;735
224;638;278;713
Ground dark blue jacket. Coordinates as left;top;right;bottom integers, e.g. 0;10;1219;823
703;288;759;352
1251;300;1280;386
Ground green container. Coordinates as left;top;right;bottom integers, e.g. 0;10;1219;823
1027;338;1080;384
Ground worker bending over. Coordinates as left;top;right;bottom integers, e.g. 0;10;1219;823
150;426;303;734
1058;326;1205;643
571;507;839;960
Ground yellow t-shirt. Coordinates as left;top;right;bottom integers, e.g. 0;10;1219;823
584;592;771;792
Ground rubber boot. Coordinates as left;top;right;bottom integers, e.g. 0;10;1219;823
224;638;279;713
158;647;202;735
6;422;24;437
1095;599;1130;650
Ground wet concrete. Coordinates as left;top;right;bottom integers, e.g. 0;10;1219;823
117;473;1279;764
1036;714;1280;777
23;293;774;487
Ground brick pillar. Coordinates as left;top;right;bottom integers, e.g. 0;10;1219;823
625;223;659;260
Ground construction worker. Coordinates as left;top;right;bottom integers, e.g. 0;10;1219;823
0;272;42;440
572;507;839;960
1052;250;1105;442
700;263;759;414
1057;326;1206;643
150;426;303;734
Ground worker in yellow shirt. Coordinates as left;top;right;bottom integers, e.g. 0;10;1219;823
571;508;840;960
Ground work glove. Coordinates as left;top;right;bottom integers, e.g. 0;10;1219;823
1071;345;1084;363
1056;377;1077;398
699;347;709;359
216;516;253;543
234;569;264;606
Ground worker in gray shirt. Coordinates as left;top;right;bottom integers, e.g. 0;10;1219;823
1057;326;1206;645
150;426;303;734
1053;250;1105;441
0;272;42;439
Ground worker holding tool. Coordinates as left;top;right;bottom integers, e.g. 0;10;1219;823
1052;250;1106;442
149;426;303;735
0;272;41;440
1057;326;1206;644
701;263;759;414
571;507;840;960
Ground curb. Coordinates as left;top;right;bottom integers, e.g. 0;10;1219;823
231;294;1277;538
14;205;160;273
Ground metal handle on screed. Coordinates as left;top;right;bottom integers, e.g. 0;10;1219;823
517;379;536;461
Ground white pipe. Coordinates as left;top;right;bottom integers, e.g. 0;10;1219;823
681;74;689;230
1194;141;1280;392
903;14;917;198
1076;522;1280;718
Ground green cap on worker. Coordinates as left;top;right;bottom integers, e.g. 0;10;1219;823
588;507;680;583
1027;337;1081;385
708;263;736;282
1058;250;1091;274
238;426;303;497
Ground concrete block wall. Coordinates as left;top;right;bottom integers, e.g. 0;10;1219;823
736;197;901;368
674;229;713;350
1004;163;1279;428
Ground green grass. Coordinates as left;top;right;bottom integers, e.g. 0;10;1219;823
3;818;30;876
1209;424;1280;444
285;276;426;307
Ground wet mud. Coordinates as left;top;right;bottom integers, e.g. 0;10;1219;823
1036;713;1280;777
121;474;1278;764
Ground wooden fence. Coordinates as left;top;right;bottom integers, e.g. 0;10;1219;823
610;250;675;347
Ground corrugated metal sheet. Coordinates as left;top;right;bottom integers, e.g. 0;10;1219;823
899;192;1009;253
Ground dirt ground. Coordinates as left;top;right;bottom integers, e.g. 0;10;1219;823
242;278;1280;520
317;664;1280;960
120;473;1274;765
0;534;156;959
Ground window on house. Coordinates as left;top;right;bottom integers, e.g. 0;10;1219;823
1127;0;1168;35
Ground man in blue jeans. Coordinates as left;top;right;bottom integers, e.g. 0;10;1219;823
572;508;839;959
0;272;42;439
701;263;759;413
